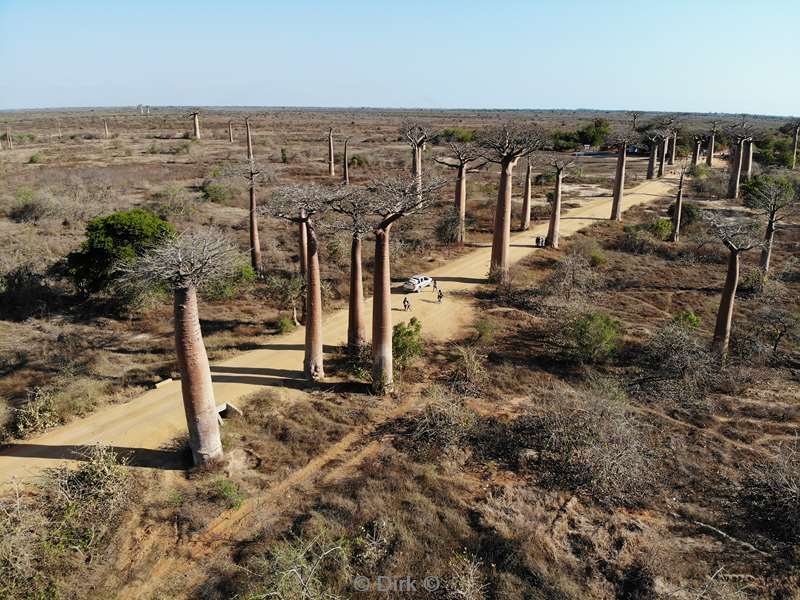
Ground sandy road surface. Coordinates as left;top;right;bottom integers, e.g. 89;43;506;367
0;173;677;486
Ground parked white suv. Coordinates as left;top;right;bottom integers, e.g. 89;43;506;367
402;275;433;293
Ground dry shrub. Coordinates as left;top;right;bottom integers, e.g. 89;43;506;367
739;440;800;543
411;386;477;455
446;553;488;600
4;387;59;440
447;345;487;395
541;251;599;302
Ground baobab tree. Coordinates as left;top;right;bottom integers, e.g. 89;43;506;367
645;132;662;180
402;121;433;196
5;126;12;150
706;121;719;166
608;113;640;221
189;111;201;139
479;123;545;281
364;176;445;393
327;127;335;177
703;212;761;358
742;174;799;274
668;128;679;165
726;121;752;199
103;119;109;139
329;189;374;350
545;155;575;249
228;120;234;143
433;142;484;242
342;137;351;185
742;139;754;180
690;134;703;167
267;184;336;380
788;120;800;170
119;230;239;466
657;133;669;177
670;162;688;242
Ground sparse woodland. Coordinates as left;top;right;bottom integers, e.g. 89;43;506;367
1;108;799;600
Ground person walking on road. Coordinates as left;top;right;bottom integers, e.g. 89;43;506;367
403;297;411;311
437;289;444;303
432;278;438;292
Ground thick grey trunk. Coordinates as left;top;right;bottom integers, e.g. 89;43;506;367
760;218;775;274
670;172;684;243
546;169;563;249
646;142;656;179
792;127;799;170
304;222;324;380
174;286;222;466
490;159;515;281
328;128;335;176
103;120;109;139
668;131;677;165
706;132;715;166
6;128;12;149
414;145;423;198
711;249;740;358
342;138;350;185
521;160;532;231
371;226;393;393
610;143;626;221
193;114;201;140
691;139;700;166
742;140;754;180
228;121;234;143
347;235;366;350
657;138;666;177
298;210;308;277
455;164;467;243
727;139;744;199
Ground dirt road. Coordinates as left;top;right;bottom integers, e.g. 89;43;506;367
0;172;678;486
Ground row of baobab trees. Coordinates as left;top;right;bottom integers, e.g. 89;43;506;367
30;113;795;466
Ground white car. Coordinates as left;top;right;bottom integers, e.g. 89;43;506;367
402;275;433;293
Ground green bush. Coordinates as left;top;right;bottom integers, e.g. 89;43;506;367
666;201;700;227
276;315;297;334
27;152;43;164
208;478;245;509
566;312;623;363
435;127;475;143
618;227;660;255
393;317;424;370
348;153;369;167
435;209;462;245
203;263;257;300
280;148;289;164
66;209;175;293
647;218;673;241
687;163;709;178
672;309;701;329
570;237;607;267
201;180;233;204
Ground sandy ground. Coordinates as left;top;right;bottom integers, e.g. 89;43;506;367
0;171;679;487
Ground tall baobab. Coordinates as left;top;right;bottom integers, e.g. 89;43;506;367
365;176;444;393
521;157;534;231
742;139;754;180
228;120;234;143
791;121;800;170
645;132;660;180
189;111;201;139
742;174;799;274
5;127;12;150
330;190;374;350
342;137;351;185
120;230;239;465
402;121;433;197
726;120;752;199
670;163;688;242
479;123;544;281
691;134;702;167
668;129;678;165
703;213;761;358
103;119;109;139
545;155;575;249
706;121;719;167
657;134;668;177
433;142;484;242
608;113;640;221
267;184;334;380
327;127;335;177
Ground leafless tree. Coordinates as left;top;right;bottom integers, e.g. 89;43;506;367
726;119;753;199
188;110;201;140
706;120;719;166
645;131;663;180
789;120;800;170
342;136;351;185
607;112;640;221
266;183;341;380
742;173;800;273
670;162;689;242
118;230;239;465
329;190;375;350
228;120;234;143
545;155;575;249
434;142;485;242
261;273;304;326
703;212;762;357
363;175;445;393
478;123;545;281
327;127;335;177
401;121;433;197
690;133;703;166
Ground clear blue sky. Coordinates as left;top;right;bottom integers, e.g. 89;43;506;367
1;0;798;115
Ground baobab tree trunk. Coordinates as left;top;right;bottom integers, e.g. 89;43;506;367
328;128;335;177
742;140;754;180
670;171;684;243
521;160;532;231
711;249;740;358
706;132;716;166
646;142;657;180
192;114;201;140
304;222;324;380
490;158;516;281
546;168;563;249
6;128;12;150
371;225;394;393
668;131;677;165
455;164;467;243
347;235;366;350
760;217;776;274
691;139;701;166
610;143;627;221
246;119;262;272
792;126;799;170
342;138;350;185
173;286;223;466
228;121;234;143
298;211;308;277
657;138;667;177
413;146;423;198
103;119;109;139
727;139;744;199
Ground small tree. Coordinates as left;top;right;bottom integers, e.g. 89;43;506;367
342;136;351;185
364;176;444;393
478;123;545;281
670;162;689;242
433;142;484;242
188;110;201;140
742;173;799;274
119;230;239;465
262;273;305;326
726;119;753;199
706;121;719;167
703;212;762;358
327;127;335;177
545;155;575;249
